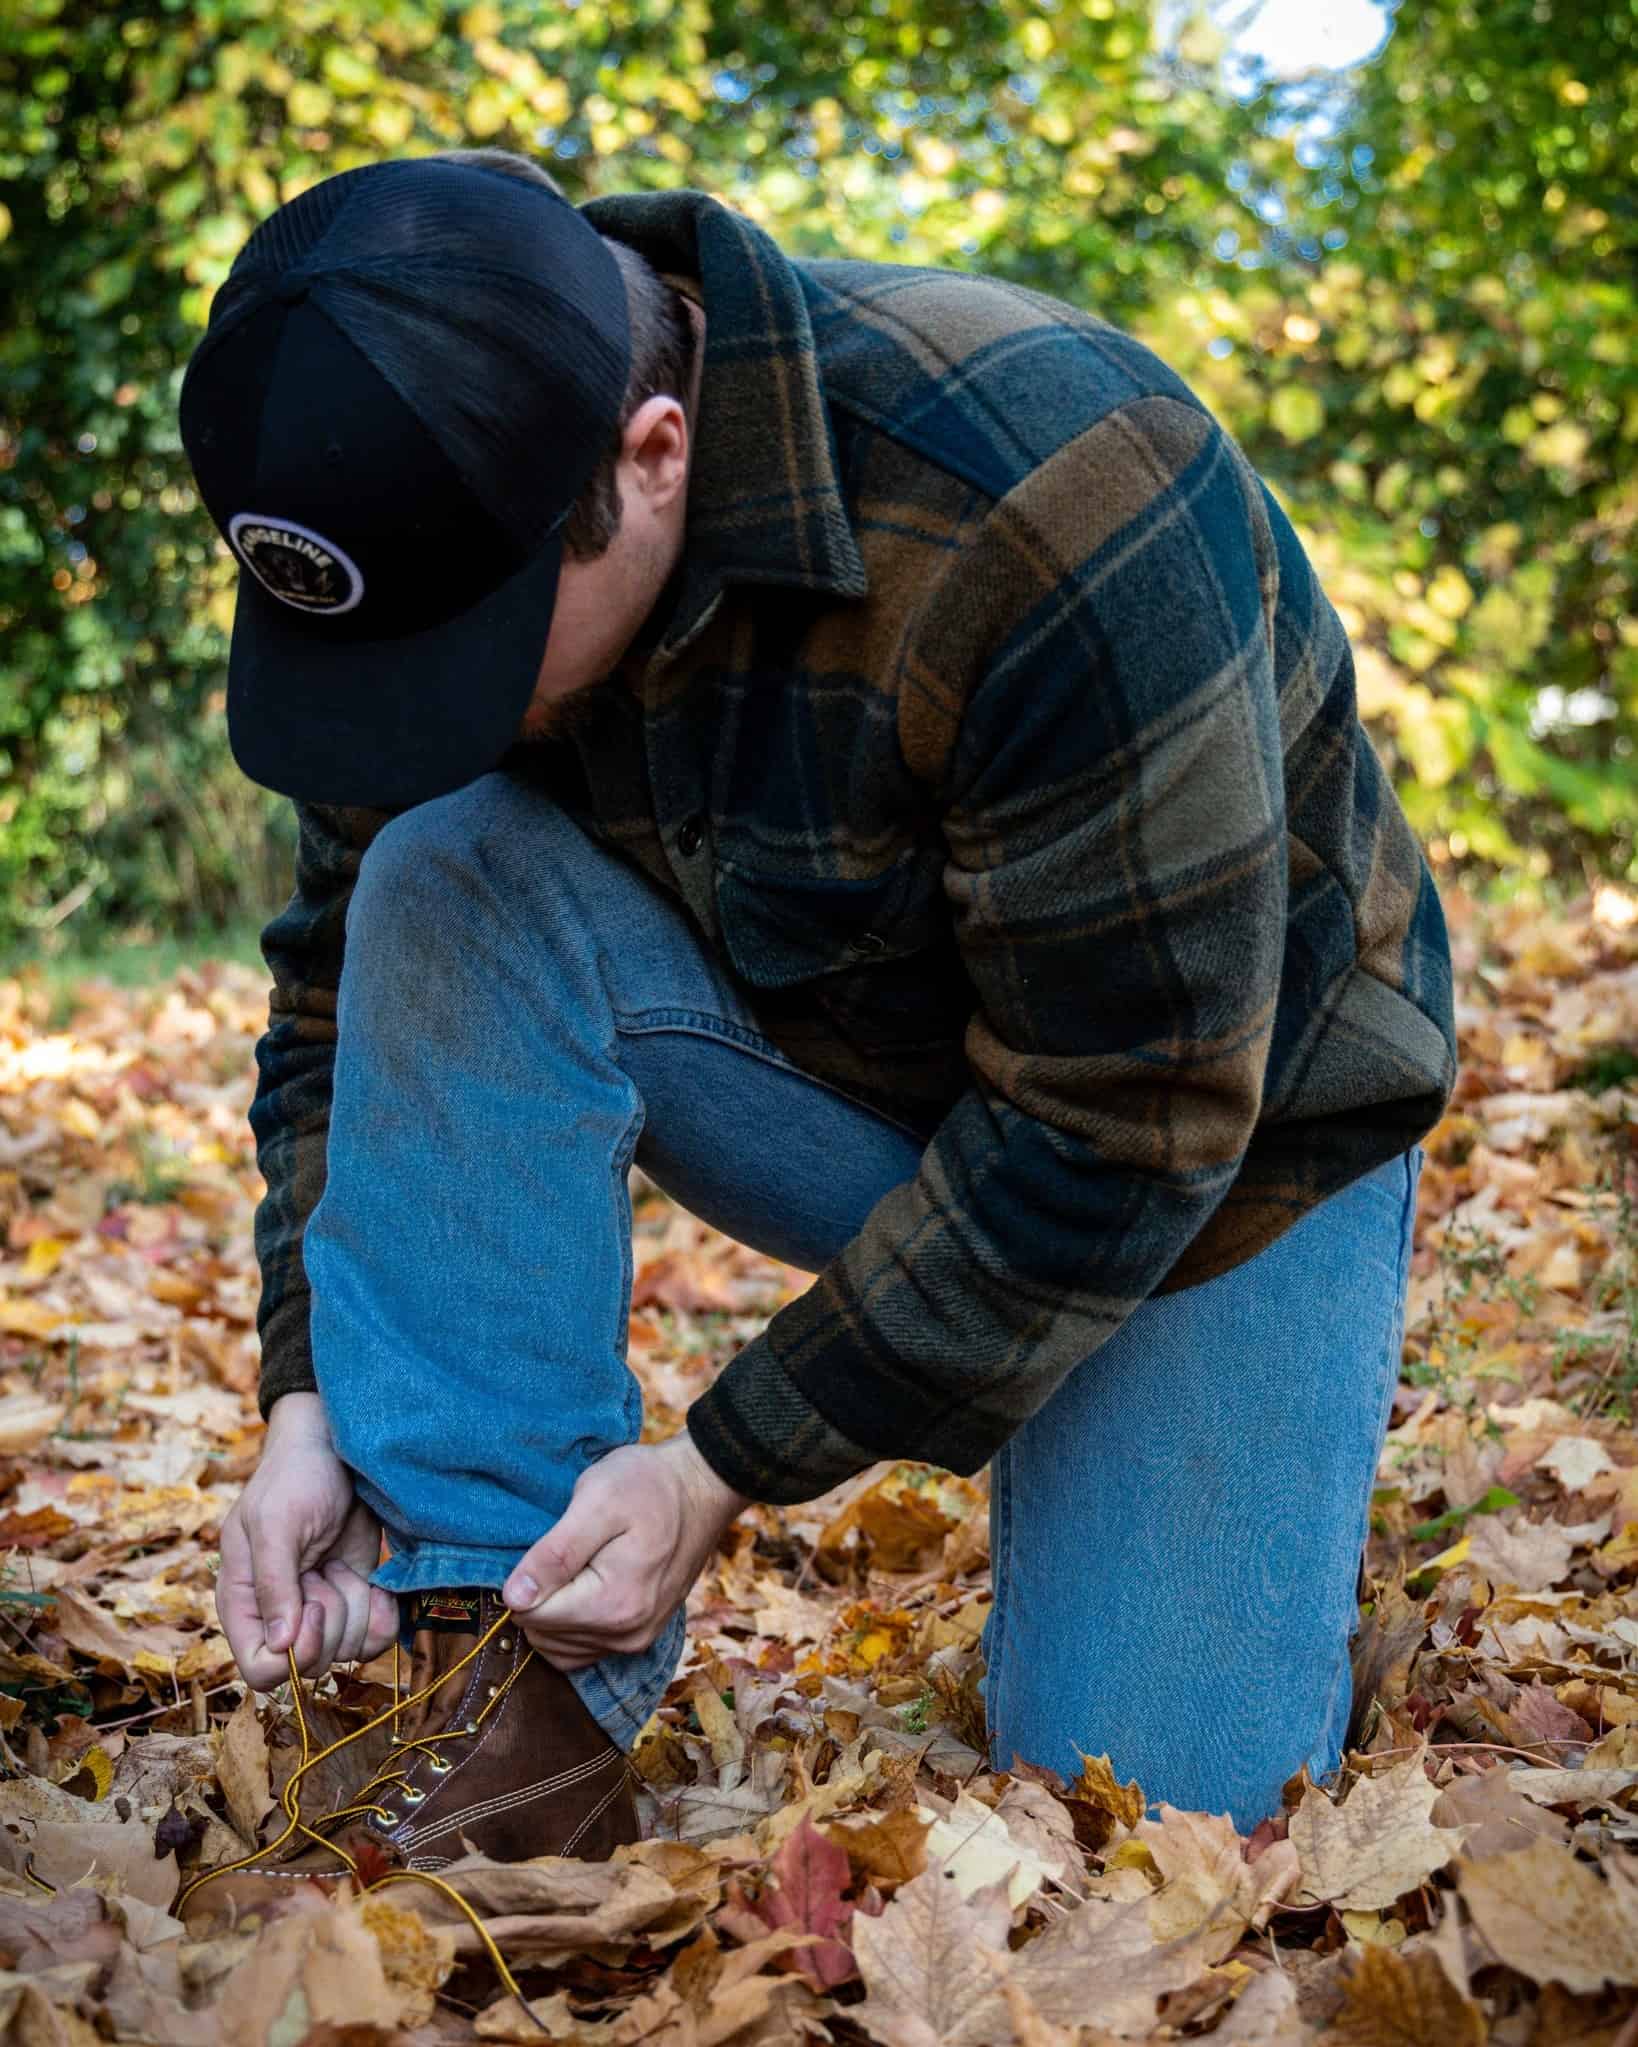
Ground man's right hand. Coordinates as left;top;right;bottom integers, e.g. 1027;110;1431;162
216;1391;399;1689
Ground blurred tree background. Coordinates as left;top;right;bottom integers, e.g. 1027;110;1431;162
1;0;1634;957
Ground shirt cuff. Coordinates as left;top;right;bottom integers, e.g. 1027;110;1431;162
685;1331;884;1507
256;1294;320;1419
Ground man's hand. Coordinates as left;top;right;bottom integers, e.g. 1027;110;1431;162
217;1392;399;1689
502;1433;749;1669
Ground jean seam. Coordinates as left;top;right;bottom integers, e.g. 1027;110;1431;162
985;1446;1013;1771
1321;1145;1423;1780
612;1098;645;1433
613;1004;930;1144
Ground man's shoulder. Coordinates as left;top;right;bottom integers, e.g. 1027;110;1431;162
797;255;1213;502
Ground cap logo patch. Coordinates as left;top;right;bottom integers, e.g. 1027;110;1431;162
228;512;364;615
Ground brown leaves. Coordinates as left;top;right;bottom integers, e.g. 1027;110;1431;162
1291;1750;1466;1910
0;911;1634;2039
1457;1835;1638;1992
1328;1943;1487;2047
852;1868;1015;2046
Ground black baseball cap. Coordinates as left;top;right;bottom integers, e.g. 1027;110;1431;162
178;158;631;808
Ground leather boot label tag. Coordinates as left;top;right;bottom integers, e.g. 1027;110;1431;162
411;1590;484;1633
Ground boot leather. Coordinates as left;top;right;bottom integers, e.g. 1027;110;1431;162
181;1589;638;1930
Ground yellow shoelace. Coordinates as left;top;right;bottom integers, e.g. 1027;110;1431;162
177;1611;548;2032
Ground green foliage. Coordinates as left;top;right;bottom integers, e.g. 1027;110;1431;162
1;0;1633;955
1156;0;1638;878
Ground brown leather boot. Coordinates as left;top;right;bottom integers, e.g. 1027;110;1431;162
180;1588;639;1930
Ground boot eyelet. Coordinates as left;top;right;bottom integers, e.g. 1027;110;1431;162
428;1755;451;1776
498;1636;512;1653
486;1684;499;1698
368;1808;394;1833
401;1786;426;1806
466;1719;480;1734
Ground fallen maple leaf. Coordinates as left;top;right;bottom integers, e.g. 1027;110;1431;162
1325;1942;1486;2046
1457;1834;1638;1991
1135;1805;1299;1962
1291;1749;1466;1910
852;1868;1014;2047
748;1813;858;1989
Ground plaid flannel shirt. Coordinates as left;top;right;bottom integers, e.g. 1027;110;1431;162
248;189;1457;1505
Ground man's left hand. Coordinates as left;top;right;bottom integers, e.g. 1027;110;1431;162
502;1432;750;1668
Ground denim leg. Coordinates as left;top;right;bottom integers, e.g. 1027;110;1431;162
302;770;924;1750
982;1146;1421;1831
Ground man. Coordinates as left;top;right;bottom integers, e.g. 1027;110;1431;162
177;148;1455;1890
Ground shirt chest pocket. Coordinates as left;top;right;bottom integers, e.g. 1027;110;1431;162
714;845;946;991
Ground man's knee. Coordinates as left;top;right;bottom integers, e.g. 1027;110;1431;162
350;772;520;934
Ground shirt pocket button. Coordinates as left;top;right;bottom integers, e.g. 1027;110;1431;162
677;815;706;857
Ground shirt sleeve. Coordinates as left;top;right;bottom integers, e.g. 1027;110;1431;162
685;397;1290;1504
250;800;396;1416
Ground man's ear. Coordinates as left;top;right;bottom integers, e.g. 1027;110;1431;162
621;394;690;510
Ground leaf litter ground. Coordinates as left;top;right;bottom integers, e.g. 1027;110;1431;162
0;883;1634;2045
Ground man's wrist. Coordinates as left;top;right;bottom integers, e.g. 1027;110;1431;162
667;1426;752;1520
264;1388;333;1447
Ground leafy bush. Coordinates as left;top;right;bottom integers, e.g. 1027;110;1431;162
1;0;1632;954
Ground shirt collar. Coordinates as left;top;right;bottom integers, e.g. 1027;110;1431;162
578;189;868;656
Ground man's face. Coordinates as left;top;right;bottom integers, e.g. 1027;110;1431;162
514;388;694;744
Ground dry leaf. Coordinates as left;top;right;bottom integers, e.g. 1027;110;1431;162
1431;1765;1572;1857
1457;1835;1638;1990
852;1868;1014;2047
214;1892;403;2039
1212;1965;1316;2042
215;1693;274;1847
827;1808;932;1889
1326;1942;1488;2046
1466;1514;1576;1590
1008;1890;1219;2036
1291;1750;1464;1909
917;1788;1065;1909
410;1851;684;1963
1135;1804;1299;1961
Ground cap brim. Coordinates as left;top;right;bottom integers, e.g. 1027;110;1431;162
226;530;563;809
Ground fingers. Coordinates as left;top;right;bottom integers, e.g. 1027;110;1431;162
290;1575;343;1677
320;1558;376;1665
240;1505;303;1659
504;1480;628;1614
361;1584;400;1664
217;1510;289;1691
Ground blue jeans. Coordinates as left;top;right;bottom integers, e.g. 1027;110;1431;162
304;770;1419;1829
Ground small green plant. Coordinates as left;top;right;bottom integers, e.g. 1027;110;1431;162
1404;1218;1538;1410
898;1686;934;1736
105;1131;191;1209
1570;1153;1638;1421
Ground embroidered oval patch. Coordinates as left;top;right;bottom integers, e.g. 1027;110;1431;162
228;512;364;615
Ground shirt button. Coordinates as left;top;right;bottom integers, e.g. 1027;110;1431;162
848;931;890;957
676;815;705;857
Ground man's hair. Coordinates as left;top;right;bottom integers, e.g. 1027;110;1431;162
432;148;697;561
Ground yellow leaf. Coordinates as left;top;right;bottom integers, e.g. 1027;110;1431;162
369;100;416;149
22;1238;66;1281
1423;1533;1471;1573
0;1297;65;1339
855;1628;894;1666
58;1099;101;1140
65;1747;115;1802
286;80;335;126
465;82;510;138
